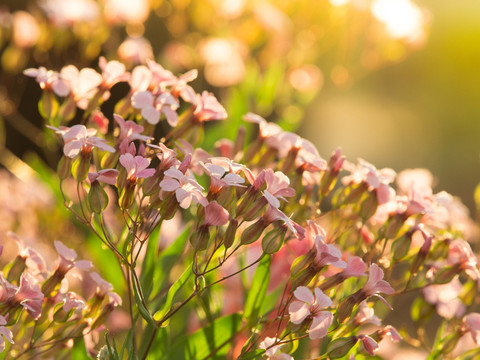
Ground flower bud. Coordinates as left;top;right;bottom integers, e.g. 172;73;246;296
119;187;135;210
327;336;358;359
391;233;412;261
57;155;72;180
190;225;210;251
88;182;109;214
38;90;58;120
224;219;238;249
58;96;76;122
72;154;91;182
242;197;267;222
360;191;378;221
262;227;286;254
159;192;179;220
240;218;268;245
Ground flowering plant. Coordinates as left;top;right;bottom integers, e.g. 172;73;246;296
0;56;479;360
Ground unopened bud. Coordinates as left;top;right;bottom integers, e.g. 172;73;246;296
327;336;358;359
240;218;267;245
190;226;210;251
360;191;378;221
224;219;238;249
57;156;72;180
391;233;412;261
262;227;286;254
88;182;109;214
159;192;179;220
72;154;91;182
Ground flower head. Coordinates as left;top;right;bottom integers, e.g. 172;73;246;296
193;91;227;122
24;67;70;96
289;287;334;339
119;153;155;183
159;168;208;209
259;337;293;360
363;264;395;309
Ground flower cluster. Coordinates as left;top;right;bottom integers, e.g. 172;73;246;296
16;58;480;360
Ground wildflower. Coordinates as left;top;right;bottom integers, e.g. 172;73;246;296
362;264;395;309
48;124;115;158
168;69;198;104
204;201;229;226
265;170;295;201
54;241;92;275
13;274;44;319
357;334;379;356
114;114;153;143
159;168;208;209
312;236;346;270
201;161;245;194
89;272;122;306
119;153;155;183
60;65;102;109
132;91;179;126
289;286;334;339
88;169;119;185
259;337;293;360
447;239;480;280
0;315;13;353
98;56;130;90
463;313;480;345
355;301;382;326
193;91;227;122
24;67;70;96
422;277;465;319
263;191;305;239
62;292;86;313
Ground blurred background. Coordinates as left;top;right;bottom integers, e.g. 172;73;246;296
0;0;479;212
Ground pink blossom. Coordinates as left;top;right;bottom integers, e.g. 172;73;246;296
463;313;480;345
48;124;115;158
263;191;305;239
89;272;122;306
355;301;382;326
289;286;333;339
396;168;434;196
147;60;177;92
204;201;229;226
114;114;154;144
62;292;86;313
259;337;293;360
0;315;13;353
363;264;395;309
0;275;17;302
132;91;179;126
118;36;153;65
159;168;208;209
168;69;198;104
358;334;379;356
201;162;245;193
313;236;346;269
90;111;109;134
129;65;151;93
13;274;44;319
193;91;227;122
342;255;367;278
8;232;47;275
422;278;465;319
343;159;396;204
383;325;402;342
88;169;119;185
447;239;480;280
265;170;295;201
119;153;155;182
60;65;102;109
24;67;70;96
98;56;130;89
149;142;180;171
54;241;92;274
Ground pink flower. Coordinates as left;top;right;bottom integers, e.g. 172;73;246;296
259;337;293;360
263;191;305;239
265;170;295;201
60;65;102;109
168;69;198;104
114;114;154;143
54;241;93;274
201;162;245;193
13;274;44;319
98;56;129;89
62;291;86;313
88;169;119;185
342;255;367;278
313;236;346;270
48;124;115;158
129;65;151;92
118;36;154;65
24;67;70;96
343;159;396;204
119;153;155;182
132;91;179;126
363;264;395;309
0;315;13;353
204;201;229;226
358;334;379;356
159;168;208;209
355;300;382;326
147;60;177;92
193;91;227;122
422;278;465;319
289;286;333;339
463;313;480;345
447;239;480;280
89;272;122;306
8;232;47;276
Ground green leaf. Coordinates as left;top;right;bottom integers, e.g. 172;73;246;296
72;337;90;360
165;313;242;360
153;265;193;323
243;255;270;325
105;333;120;360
